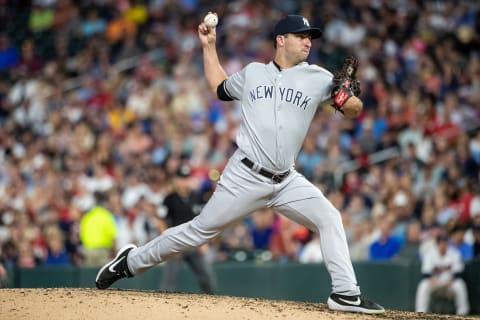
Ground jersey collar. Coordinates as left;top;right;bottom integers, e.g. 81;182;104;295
271;60;307;72
272;60;282;71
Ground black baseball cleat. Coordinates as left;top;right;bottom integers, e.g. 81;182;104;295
95;244;137;289
327;293;385;314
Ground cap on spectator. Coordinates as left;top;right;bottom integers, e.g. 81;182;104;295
273;15;321;39
175;165;192;178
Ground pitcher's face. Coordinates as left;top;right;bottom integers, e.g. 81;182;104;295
281;32;312;64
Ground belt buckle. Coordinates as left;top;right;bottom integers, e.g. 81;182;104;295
272;174;282;183
272;171;289;183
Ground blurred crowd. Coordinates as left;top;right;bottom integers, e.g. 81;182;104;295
0;0;480;280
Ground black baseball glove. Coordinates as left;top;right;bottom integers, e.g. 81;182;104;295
331;56;361;113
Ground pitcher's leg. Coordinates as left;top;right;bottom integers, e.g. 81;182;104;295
127;218;219;275
276;197;360;295
127;166;268;275
96;154;272;290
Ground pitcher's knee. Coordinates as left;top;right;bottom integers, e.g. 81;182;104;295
324;207;343;225
188;222;220;245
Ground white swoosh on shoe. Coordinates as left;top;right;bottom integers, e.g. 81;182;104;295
108;256;125;273
338;297;361;306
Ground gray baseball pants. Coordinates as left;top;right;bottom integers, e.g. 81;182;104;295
127;149;361;295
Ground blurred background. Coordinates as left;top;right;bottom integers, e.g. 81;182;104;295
0;0;479;315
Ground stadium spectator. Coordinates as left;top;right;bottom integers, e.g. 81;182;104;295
344;192;370;225
297;134;323;181
415;232;470;315
348;220;372;262
29;3;54;34
16;240;37;268
395;219;422;261
217;222;253;262
44;224;71;266
269;214;305;263
299;234;323;264
79;192;117;266
0;34;18;71
449;224;474;261
81;9;107;38
369;214;403;261
248;209;276;252
15;39;45;75
105;9;137;45
159;164;215;294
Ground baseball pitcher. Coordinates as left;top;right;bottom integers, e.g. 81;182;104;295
96;13;384;314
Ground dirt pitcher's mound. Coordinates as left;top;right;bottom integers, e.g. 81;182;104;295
0;288;475;320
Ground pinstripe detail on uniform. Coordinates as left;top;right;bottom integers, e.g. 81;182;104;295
223;80;234;99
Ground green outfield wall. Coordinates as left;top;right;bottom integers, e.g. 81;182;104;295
5;260;480;313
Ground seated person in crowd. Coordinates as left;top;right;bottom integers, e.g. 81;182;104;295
415;232;469;315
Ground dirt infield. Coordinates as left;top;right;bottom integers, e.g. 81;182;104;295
0;288;476;320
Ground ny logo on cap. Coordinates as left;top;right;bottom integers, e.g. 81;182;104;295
303;17;310;27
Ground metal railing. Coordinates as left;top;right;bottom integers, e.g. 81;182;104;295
61;48;165;92
333;146;401;187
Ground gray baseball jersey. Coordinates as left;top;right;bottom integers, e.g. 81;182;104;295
127;60;360;296
222;61;332;172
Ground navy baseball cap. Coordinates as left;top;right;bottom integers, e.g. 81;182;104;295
273;15;322;39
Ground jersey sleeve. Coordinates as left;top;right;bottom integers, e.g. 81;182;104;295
221;66;247;100
216;80;234;101
325;76;334;100
311;65;334;104
320;70;334;103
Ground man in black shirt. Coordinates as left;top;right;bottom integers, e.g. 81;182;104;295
160;164;215;294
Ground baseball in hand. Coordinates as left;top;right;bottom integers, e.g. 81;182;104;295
203;12;218;27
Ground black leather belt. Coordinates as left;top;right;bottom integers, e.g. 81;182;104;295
241;157;290;183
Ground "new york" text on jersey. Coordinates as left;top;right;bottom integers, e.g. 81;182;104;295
249;85;312;110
